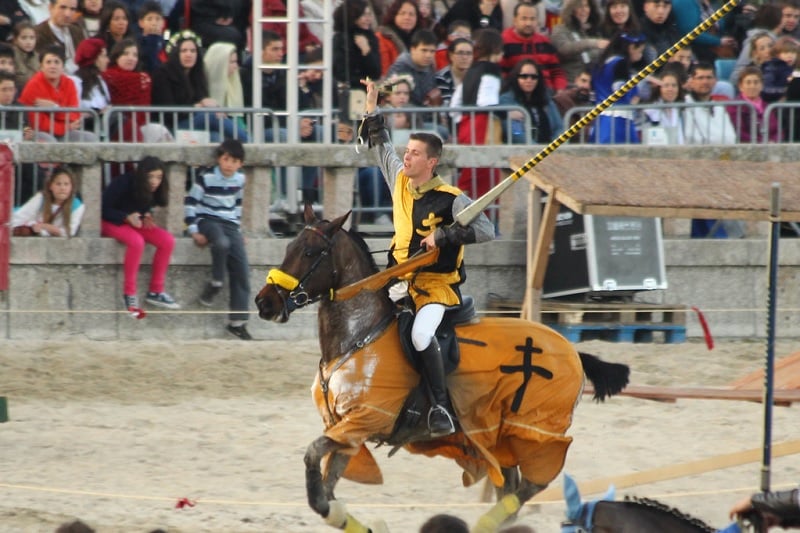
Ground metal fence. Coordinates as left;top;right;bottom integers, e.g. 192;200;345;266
562;100;766;144
14;99;800;234
763;102;800;143
253;105;531;230
5;106;100;205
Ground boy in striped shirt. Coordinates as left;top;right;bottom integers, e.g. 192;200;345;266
185;139;252;340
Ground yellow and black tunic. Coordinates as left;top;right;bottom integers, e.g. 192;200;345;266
390;173;466;308
365;110;496;310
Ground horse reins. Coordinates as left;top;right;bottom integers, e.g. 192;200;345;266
264;225;338;313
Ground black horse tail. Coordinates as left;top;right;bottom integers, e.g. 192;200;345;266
578;352;630;402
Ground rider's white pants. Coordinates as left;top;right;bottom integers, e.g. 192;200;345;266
411;303;445;352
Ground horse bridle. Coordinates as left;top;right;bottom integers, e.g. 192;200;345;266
265;225;338;315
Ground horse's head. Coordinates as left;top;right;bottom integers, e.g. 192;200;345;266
255;205;350;323
561;473;616;533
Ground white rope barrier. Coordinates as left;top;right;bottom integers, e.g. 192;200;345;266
1;481;795;509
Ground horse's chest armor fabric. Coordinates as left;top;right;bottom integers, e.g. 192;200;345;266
313;317;584;487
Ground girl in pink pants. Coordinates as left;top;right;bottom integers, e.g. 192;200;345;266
101;156;181;312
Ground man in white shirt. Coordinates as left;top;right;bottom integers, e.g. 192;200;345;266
683;61;744;238
682;61;737;145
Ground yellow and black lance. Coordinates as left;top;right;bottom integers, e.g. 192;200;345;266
454;0;741;226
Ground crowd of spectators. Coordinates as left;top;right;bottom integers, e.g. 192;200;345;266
4;0;800;215
1;0;798;145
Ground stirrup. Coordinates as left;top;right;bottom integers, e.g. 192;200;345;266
428;405;455;437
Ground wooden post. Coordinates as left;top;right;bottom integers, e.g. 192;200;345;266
242;166;272;236
323;167;355;231
80;163;103;237
164;163;187;235
523;188;560;322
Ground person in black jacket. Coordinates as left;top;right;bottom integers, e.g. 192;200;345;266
437;0;503;34
137;1;166;74
151;29;248;141
101;156;181;313
333;0;382;90
189;0;249;53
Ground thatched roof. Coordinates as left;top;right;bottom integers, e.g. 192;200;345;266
515;154;800;221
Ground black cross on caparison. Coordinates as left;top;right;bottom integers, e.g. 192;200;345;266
500;337;553;413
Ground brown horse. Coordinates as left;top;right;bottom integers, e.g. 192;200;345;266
255;206;630;532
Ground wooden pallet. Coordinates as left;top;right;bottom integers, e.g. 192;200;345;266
485;296;686;324
543;301;687;326
485;294;524;317
550;322;687;344
485;297;688;343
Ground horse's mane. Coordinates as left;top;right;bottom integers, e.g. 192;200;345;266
622;496;716;532
342;227;380;275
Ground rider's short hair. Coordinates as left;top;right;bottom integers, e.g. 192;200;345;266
409;132;443;160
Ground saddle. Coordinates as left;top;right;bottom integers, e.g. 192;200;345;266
397;294;476;375
383;296;477;448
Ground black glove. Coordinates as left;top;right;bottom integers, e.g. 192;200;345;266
751;489;800;527
362;113;390;148
434;224;477;248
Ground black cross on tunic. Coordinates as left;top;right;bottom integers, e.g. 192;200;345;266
500;336;553;413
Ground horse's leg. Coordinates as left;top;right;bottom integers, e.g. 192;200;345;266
304;436;372;532
495;466;520;501
323;451;351;501
305;436;344;518
473;476;547;533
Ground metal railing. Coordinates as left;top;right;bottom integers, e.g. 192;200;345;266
101;106;270;143
15;100;800;233
338;104;533;146
763;102;800;143
333;105;533;230
562;100;760;144
3;106;100;204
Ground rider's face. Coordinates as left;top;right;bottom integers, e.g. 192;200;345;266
403;139;436;181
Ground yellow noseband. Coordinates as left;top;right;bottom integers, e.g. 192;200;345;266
266;269;300;291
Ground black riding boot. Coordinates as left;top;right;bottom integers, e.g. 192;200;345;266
418;337;456;437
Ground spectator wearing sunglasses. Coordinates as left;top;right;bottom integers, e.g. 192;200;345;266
500;58;561;143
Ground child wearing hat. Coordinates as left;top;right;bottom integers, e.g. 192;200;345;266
70;37;110;132
590;31;647;143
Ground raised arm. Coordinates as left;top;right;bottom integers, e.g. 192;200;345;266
360;78;403;195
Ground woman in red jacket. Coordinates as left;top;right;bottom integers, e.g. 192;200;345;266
102;37;173;143
18;45;98;141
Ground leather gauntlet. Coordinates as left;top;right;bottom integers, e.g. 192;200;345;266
434;224;477;247
752;489;800;527
363;113;390;148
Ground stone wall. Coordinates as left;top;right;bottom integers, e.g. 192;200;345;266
4;143;799;340
5;237;799;340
